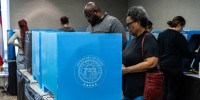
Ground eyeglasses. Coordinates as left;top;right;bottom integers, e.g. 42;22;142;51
84;10;96;19
126;21;135;27
85;13;92;19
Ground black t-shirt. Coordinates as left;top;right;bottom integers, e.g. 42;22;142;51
122;31;159;97
157;29;196;68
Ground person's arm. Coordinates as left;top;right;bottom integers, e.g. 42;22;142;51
122;57;158;75
110;19;127;50
176;34;197;58
8;33;19;46
122;34;159;75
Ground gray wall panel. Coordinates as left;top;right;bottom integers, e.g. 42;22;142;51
128;0;200;30
10;0;128;29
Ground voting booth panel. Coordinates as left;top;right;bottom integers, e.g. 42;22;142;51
32;31;42;88
24;31;32;74
7;30;16;61
41;32;122;100
32;30;64;89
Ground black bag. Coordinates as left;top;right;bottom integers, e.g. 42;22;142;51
8;60;17;95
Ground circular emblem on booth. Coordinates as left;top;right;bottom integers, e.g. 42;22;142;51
75;55;106;88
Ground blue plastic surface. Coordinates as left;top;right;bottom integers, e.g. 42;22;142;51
57;33;122;100
75;29;86;32
32;31;42;88
7;30;16;61
41;32;122;100
29;29;56;31
183;30;200;41
151;30;200;41
32;30;64;89
41;32;91;100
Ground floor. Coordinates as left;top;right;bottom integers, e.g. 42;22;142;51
0;87;17;100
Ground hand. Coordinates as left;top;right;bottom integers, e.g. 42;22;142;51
122;67;127;76
18;45;22;50
3;60;7;63
195;49;199;53
0;65;3;72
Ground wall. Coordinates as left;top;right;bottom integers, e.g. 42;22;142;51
10;0;128;29
128;0;200;30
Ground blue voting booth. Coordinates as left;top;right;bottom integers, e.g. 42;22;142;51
7;29;16;61
151;30;200;40
32;30;62;88
75;29;86;32
41;32;122;100
32;31;42;88
32;30;58;88
183;30;200;41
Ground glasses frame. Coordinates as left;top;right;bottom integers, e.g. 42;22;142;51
126;21;135;28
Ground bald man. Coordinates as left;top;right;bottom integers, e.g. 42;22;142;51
84;2;127;50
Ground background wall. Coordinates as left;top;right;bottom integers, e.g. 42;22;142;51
10;0;128;29
128;0;200;30
11;0;200;30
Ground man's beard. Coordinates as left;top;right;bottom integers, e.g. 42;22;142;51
90;16;100;26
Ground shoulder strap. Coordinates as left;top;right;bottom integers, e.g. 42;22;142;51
142;33;161;70
142;33;149;60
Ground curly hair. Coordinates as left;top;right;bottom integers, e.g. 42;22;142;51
127;6;148;28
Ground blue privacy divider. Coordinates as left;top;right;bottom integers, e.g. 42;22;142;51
56;33;122;100
125;30;163;45
151;30;164;39
29;29;56;31
151;30;194;40
125;29;133;46
7;29;16;61
41;32;122;100
41;32;91;100
32;31;42;88
151;30;200;41
180;30;189;40
76;29;86;32
151;30;164;33
183;30;200;41
32;30;63;89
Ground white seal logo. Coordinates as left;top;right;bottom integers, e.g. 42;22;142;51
75;55;106;88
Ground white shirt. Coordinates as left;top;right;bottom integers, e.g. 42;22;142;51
8;32;21;46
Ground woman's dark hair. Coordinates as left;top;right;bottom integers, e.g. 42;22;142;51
18;19;29;53
127;6;148;28
167;16;186;27
60;16;69;24
147;20;153;29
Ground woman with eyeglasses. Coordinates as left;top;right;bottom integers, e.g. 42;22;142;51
157;16;198;100
122;6;159;100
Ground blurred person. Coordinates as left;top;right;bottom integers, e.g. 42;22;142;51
157;16;198;100
146;20;153;33
122;6;159;100
8;19;29;69
0;55;3;72
184;34;200;73
84;2;127;50
57;16;76;32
